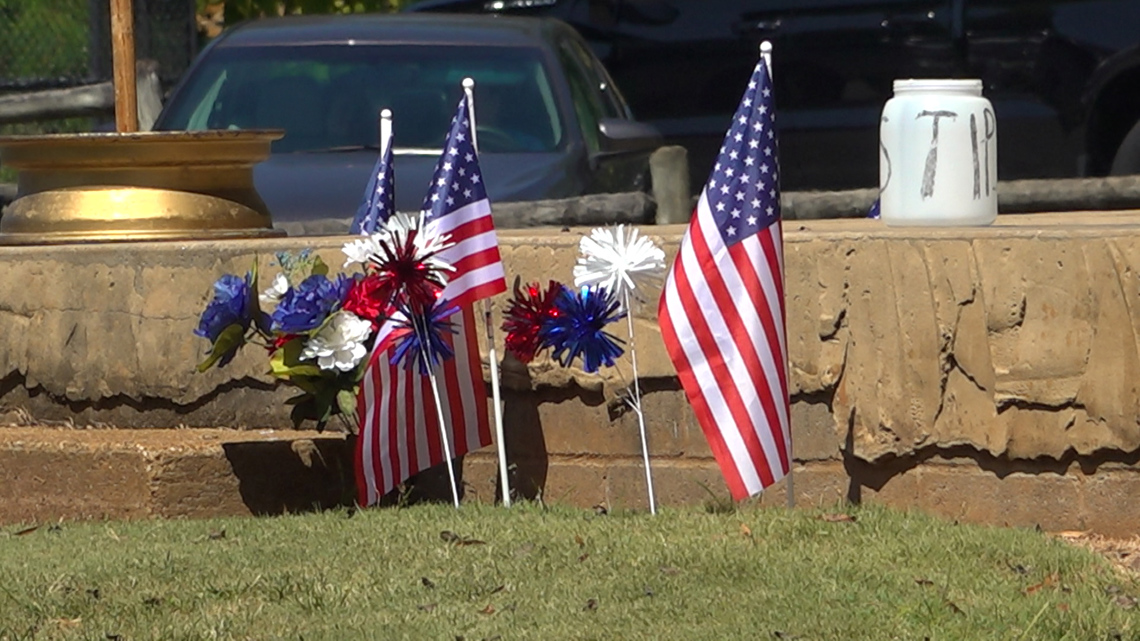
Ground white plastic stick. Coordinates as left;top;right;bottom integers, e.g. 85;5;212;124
426;364;461;509
413;309;460;508
624;289;657;515
760;40;773;80
463;77;512;507
379;108;392;157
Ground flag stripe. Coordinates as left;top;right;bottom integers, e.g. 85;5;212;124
355;389;375;505
694;219;789;475
450;243;504;277
753;225;792;468
458;309;490;451
441;319;465;458
434;206;497;238
446;264;509;307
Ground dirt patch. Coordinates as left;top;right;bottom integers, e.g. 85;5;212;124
1054;531;1140;578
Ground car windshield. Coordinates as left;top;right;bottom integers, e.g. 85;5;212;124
160;43;564;154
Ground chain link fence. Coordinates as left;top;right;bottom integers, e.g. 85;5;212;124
0;0;197;91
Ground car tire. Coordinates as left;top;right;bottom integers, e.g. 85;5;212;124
1110;118;1140;175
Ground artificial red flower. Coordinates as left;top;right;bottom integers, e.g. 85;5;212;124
342;274;391;324
264;333;299;353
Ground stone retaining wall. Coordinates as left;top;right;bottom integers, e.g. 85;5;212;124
2;212;1140;534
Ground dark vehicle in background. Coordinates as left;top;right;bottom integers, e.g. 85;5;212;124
153;14;661;228
411;0;1140;192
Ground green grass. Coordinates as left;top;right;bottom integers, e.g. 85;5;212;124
0;503;1136;640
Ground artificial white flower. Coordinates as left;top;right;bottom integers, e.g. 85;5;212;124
342;234;383;268
259;272;289;305
573;224;666;306
300;311;373;372
341;211;456;281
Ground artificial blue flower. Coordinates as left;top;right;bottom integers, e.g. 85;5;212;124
389;298;460;375
194;272;256;368
540;285;626;373
270;274;351;334
195;273;253;342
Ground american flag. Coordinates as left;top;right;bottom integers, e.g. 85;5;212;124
349;134;394;235
355;95;507;505
657;59;791;500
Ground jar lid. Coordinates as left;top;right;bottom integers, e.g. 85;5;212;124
893;79;983;95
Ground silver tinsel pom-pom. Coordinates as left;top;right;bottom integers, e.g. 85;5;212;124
572;224;665;306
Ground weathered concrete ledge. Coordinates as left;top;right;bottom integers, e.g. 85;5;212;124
2;212;1140;534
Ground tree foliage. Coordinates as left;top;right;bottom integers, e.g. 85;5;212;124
201;0;416;30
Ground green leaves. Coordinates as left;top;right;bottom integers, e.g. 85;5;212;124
196;323;247;372
269;339;322;380
219;0;408;29
287;380;341;431
337;389;358;418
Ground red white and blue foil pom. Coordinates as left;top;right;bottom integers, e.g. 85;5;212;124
501;279;564;363
343;213;454;314
539;285;626;373
389;297;460;375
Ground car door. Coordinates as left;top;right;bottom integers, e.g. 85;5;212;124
775;0;961;190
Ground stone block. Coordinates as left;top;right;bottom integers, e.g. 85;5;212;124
754;462;849;510
0;428;350;525
0;441;150;523
913;463;1082;532
790;400;841;461
1079;469;1140;538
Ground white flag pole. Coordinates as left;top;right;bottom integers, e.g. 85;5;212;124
462;77;513;507
760;40;794;510
379;108;393;157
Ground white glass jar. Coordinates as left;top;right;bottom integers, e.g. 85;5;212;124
879;79;997;226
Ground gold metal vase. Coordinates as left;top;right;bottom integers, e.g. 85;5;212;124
0;130;285;244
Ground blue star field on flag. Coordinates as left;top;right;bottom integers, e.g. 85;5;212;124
422;95;488;219
705;60;780;247
351;139;394;235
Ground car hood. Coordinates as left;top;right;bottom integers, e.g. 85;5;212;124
253;150;583;227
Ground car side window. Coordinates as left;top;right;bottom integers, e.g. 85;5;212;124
565;38;629;121
557;40;605;153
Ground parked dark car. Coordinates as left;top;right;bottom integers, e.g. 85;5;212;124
411;0;1140;192
153;14;661;228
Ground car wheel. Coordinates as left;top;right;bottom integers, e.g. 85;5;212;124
1110;118;1140;175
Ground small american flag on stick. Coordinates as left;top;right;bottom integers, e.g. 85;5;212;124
657;57;791;500
355;94;506;505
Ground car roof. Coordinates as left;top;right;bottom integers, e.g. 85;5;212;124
215;13;568;48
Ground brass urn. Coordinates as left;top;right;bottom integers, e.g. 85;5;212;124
0;130;285;244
